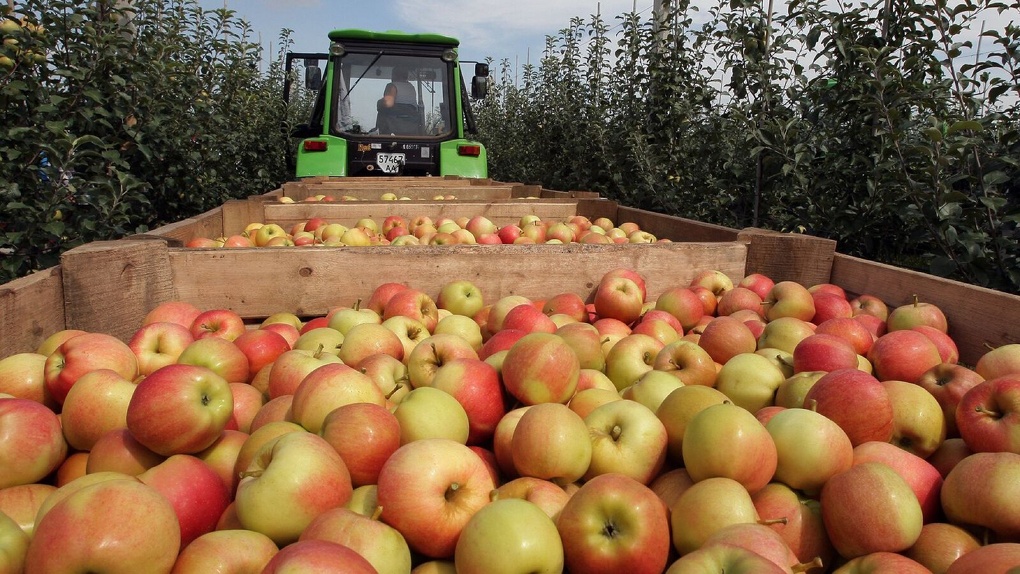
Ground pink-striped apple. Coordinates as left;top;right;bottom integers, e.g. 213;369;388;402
290;363;386;434
512;403;592;485
44;332;138;405
140;454;231;549
170;529;279;573
802;368;894;446
190;308;245;341
377;438;495;558
502;332;580;404
59;368;135;451
0;398;67;488
556;473;670;574
128;321;194;376
319;402;401;487
820;462;923;558
235;431;352;546
300;506;412;574
126;364;234;456
24;479;180;573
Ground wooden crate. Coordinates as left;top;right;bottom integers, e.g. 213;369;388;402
270;177;600;201
4;226;1017;366
145;197;741;245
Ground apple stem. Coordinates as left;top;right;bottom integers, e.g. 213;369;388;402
238;469;263;480
758;517;788;526
912;293;919;307
445;482;460;501
386;383;404;400
975;405;1002;419
371;505;384;521
353;298;363;311
489;489;499;502
805;398;818;412
610;425;623;441
792;557;824;573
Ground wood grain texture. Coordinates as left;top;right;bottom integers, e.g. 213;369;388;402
0;266;65;356
166;242;749;319
739;228;837;287
60;240;177;343
831;253;1020;364
616;207;743;243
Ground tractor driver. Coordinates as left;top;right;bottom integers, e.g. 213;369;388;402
377;66;421;135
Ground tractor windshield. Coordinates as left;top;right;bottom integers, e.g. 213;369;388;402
333;52;455;138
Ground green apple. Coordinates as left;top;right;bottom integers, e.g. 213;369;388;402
682;402;777;493
455;498;564;573
584;399;668;484
714;352;787;413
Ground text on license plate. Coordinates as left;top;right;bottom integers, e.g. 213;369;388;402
377;153;406;174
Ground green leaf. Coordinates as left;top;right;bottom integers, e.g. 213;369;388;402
946;120;982;135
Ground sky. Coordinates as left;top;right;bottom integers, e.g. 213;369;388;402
199;0;1016;74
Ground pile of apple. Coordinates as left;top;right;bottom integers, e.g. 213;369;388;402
3;268;1020;573
277;192;466;203
184;214;662;248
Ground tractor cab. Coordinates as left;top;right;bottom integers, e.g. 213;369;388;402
285;29;489;178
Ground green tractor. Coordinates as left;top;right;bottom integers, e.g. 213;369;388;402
284;29;490;178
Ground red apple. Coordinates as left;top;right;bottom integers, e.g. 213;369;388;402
260;539;376;574
128;321;195;377
0;398;67;488
233;329;291;383
556;473;670;574
44;332;138;405
850;294;890;321
820;462;923;559
956;375;1020;454
697;316;757;365
913;325;960;365
140;454;231;549
976;343;1020;380
815;317;875;356
171;529;279;573
24;479;180;573
177;336;250;385
190;308;246;341
126;364;234;456
502;332;580;405
377;438;495;558
430;358;506;445
793;333;860;373
868;329;942;383
803;368;895;446
320;402;401;487
594;275;644;325
85;427;164;475
58;368;136;451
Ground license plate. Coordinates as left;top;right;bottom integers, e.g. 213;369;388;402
377;153;406;174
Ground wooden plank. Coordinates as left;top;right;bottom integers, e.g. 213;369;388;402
616;207;742;243
260;200;583;229
738;228;837;287
0;266;66;356
144;208;226;245
167;242;749;319
221;200;267;237
60;240;178;343
830;254;1020;365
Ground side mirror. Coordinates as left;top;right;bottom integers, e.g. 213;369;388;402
474;63;489;77
471;76;488;99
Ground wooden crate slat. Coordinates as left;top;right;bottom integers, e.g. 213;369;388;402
738;228;836;287
831;253;1020;364
60;240;177;342
615;207;742;243
0;266;65;357
167;242;749;320
143;208;226;245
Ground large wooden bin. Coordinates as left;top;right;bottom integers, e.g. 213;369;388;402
262;177;601;201
2;228;1017;367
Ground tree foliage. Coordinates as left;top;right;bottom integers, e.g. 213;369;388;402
476;0;1020;293
0;0;303;281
